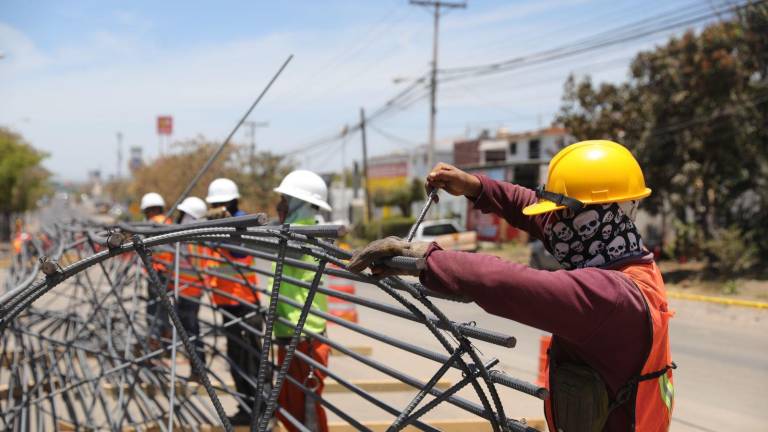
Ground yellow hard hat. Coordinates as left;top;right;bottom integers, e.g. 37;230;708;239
522;140;651;216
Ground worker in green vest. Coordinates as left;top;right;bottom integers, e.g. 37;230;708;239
270;169;332;432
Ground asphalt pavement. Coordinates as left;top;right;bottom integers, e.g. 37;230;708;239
340;278;768;431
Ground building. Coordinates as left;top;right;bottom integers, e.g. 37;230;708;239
366;141;460;220
454;126;576;241
458;126;574;188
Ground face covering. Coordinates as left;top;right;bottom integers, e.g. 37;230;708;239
284;196;317;224
180;213;196;225
544;202;645;269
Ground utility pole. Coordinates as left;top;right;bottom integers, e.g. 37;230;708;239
243;120;269;173
410;0;466;170
116;132;123;180
359;108;373;223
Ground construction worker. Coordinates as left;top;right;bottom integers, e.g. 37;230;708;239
11;218;30;256
272;170;332;432
349;140;675;432
140;192;173;348
204;178;263;425
174;196;209;374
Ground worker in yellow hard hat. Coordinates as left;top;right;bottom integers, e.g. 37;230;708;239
349;140;675;432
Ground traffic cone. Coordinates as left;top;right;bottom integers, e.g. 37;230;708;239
537;335;552;388
326;263;358;324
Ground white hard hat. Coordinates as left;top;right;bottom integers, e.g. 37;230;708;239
140;192;165;210
206;178;240;204
274;170;331;212
177;196;208;220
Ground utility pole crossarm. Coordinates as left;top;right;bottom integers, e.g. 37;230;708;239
409;0;466;7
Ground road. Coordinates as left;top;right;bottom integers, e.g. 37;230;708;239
334;279;768;431
2;243;766;431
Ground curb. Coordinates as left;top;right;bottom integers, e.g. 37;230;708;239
667;290;768;309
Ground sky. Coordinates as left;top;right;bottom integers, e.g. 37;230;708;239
0;0;724;181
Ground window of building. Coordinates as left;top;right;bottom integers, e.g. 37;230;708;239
513;164;539;189
509;141;517;155
484;149;507;163
529;139;541;160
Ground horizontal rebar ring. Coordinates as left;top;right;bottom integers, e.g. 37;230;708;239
378;256;426;271
457;324;516;348
286;224;345;238
489;370;548;400
116;213;269;235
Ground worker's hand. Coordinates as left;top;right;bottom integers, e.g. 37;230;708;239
348;237;430;278
426;163;482;201
206;207;231;220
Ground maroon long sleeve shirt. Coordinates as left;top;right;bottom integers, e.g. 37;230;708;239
420;175;653;430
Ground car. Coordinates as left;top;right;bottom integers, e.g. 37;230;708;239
413;220;478;252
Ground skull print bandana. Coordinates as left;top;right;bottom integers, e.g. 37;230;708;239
544;202;644;269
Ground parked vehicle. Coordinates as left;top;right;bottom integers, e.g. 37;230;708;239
413;220;477;252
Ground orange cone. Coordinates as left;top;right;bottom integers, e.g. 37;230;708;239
326;264;358;324
537;335;552;388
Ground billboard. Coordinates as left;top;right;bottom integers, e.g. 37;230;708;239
367;160;408;193
157;116;173;135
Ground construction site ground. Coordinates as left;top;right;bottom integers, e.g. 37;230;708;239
1;251;766;431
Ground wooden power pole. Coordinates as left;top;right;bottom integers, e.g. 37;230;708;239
410;0;466;170
359;108;373;223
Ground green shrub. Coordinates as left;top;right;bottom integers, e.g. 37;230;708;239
704;226;758;277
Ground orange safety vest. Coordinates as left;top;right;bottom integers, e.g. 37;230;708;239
207;248;259;306
147;215;174;284
12;232;30;254
154;243;208;298
622;261;675;430
544;261;675;431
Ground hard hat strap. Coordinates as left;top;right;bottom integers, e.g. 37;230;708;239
535;186;585;212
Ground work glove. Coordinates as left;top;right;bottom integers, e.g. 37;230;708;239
348;236;430;278
205;207;231;220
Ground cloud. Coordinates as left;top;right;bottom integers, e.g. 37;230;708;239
0;1;680;181
0;23;50;75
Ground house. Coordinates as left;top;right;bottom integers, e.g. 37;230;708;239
366;141;461;220
454;126;576;241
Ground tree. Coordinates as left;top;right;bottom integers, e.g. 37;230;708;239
371;178;425;217
557;2;768;268
0;127;51;240
130;138;293;217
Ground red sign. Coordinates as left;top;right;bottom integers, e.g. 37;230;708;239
157;116;173;135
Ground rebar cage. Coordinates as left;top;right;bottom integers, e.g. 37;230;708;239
1;207;546;432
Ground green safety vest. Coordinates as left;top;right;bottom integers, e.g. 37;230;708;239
270;218;328;338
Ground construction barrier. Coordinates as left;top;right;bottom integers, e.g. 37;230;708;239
326;263;359;324
537;335;552;388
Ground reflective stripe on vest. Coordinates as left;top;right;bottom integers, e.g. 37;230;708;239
659;371;674;413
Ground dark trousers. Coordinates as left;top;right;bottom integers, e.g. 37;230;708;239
146;276;170;340
177;297;205;364
219;304;267;409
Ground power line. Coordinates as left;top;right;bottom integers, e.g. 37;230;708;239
283;72;429;155
439;0;763;82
